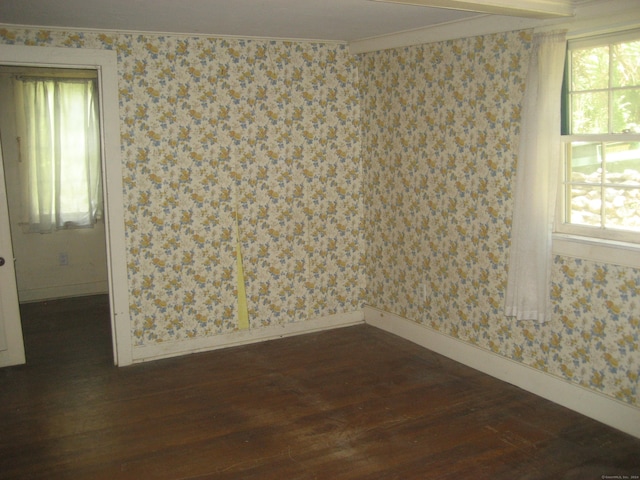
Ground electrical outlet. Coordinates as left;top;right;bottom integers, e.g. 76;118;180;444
59;252;69;266
421;283;427;302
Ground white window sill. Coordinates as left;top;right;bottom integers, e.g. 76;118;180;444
552;233;640;269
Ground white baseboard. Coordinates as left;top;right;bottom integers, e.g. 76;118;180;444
18;281;109;303
364;305;640;439
131;310;365;363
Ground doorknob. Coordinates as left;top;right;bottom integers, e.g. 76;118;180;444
0;257;5;266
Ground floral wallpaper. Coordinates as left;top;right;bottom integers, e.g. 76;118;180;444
0;28;364;346
358;30;639;407
1;25;638;408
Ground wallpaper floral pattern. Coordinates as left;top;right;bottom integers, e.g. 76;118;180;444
358;31;639;407
0;28;364;346
1;25;638;408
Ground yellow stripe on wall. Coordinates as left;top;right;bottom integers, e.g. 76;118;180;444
236;207;249;331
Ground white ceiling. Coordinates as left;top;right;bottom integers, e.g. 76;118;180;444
0;0;574;43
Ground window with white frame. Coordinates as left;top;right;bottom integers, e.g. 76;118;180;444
558;29;640;244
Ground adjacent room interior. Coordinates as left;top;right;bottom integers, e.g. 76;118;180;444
0;0;639;477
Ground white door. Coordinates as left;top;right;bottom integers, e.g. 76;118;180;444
0;138;25;367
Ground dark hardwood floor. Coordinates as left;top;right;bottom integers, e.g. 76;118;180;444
1;295;639;479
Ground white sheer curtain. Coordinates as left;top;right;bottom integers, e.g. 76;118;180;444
14;77;102;233
505;31;567;322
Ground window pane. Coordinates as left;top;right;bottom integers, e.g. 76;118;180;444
604;187;640;230
612;88;640;133
604;141;640;185
571;91;608;134
571;46;609;91
570;142;602;182
570;185;602;226
612;40;640;88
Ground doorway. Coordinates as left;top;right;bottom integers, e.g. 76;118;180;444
0;66;110;362
0;45;132;366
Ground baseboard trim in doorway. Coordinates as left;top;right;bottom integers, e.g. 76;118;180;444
131;310;365;364
364;305;640;439
18;282;109;303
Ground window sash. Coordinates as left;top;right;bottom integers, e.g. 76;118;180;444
564;29;640;136
558;29;640;243
557;137;640;244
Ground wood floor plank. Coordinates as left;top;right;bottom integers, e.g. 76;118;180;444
1;295;639;479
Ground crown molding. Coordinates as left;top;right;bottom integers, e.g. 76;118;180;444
351;0;640;54
369;0;573;19
349;14;539;54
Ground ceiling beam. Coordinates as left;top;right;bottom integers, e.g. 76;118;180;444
369;0;574;19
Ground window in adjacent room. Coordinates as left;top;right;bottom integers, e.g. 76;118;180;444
12;68;102;233
558;29;640;244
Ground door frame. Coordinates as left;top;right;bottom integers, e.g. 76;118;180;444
0;45;132;366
